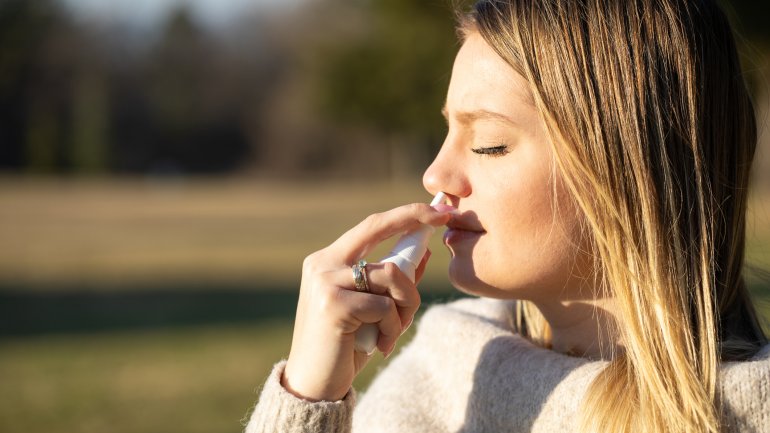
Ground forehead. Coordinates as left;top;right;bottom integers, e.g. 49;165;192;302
446;33;535;117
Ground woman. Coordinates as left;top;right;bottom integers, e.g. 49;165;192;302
246;0;769;432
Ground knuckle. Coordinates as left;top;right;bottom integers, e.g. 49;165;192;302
302;250;333;275
302;252;320;273
316;270;335;286
405;202;425;215
316;285;341;313
382;262;401;279
363;212;382;228
378;295;395;312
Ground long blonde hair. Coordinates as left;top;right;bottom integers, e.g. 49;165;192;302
459;0;768;432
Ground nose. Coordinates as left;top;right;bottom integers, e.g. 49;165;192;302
422;137;470;202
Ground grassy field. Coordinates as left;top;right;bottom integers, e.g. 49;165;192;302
0;177;453;289
0;322;292;433
0;318;421;433
0;177;768;433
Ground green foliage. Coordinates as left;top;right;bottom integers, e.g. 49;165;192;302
315;0;459;139
0;0;62;171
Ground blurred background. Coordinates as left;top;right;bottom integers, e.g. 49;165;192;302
0;0;768;432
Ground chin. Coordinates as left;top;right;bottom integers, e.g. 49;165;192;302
447;260;518;300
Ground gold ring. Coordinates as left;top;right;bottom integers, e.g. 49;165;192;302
352;260;370;292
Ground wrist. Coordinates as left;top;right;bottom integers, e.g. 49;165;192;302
281;365;349;402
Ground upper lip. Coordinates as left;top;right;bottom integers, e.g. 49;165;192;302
446;215;485;232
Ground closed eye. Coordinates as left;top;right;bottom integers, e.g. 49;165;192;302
471;144;509;157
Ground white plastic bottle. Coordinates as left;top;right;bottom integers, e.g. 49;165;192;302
354;192;446;354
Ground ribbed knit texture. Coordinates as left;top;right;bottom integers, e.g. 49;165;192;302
245;361;356;433
245;297;770;433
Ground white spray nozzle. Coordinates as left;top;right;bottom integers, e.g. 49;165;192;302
430;191;447;207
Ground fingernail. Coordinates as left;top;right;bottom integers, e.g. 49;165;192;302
384;342;397;359
406;316;414;330
402;316;414;334
432;204;458;213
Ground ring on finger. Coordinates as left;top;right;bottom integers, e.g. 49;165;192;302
352;259;370;292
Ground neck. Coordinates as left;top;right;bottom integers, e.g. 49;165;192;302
532;297;624;361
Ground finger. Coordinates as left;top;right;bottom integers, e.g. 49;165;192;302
323;264;419;331
414;248;432;284
364;262;421;330
335;288;402;354
353;349;373;374
329;203;452;264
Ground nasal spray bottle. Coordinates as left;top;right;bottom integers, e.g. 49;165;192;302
354;192;447;355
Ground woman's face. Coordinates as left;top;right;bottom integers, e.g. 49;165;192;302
423;33;593;301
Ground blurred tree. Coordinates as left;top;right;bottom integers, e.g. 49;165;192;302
317;1;454;134
311;0;460;178
137;6;250;174
0;0;110;174
1;1;270;175
0;0;62;171
71;64;109;174
0;0;767;180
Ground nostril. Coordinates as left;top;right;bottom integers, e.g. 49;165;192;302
442;193;461;208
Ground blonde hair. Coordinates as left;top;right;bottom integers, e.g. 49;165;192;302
459;0;768;432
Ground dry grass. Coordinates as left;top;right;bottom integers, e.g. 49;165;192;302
0;176;450;289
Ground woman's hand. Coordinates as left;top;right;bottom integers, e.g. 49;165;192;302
281;203;452;402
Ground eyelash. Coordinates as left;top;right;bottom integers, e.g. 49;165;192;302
471;144;509;157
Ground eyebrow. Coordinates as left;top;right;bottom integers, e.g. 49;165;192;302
441;105;520;128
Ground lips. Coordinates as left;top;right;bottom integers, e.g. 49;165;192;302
446;220;484;232
444;214;485;246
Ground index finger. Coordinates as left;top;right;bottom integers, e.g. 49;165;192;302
329;203;453;265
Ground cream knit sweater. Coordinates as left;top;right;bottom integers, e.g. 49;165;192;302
245;298;770;432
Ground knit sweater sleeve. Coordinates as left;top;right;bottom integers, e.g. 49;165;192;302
244;360;356;433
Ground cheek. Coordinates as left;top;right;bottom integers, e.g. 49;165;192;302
471;176;586;298
490;196;562;275
499;184;588;298
490;164;557;251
